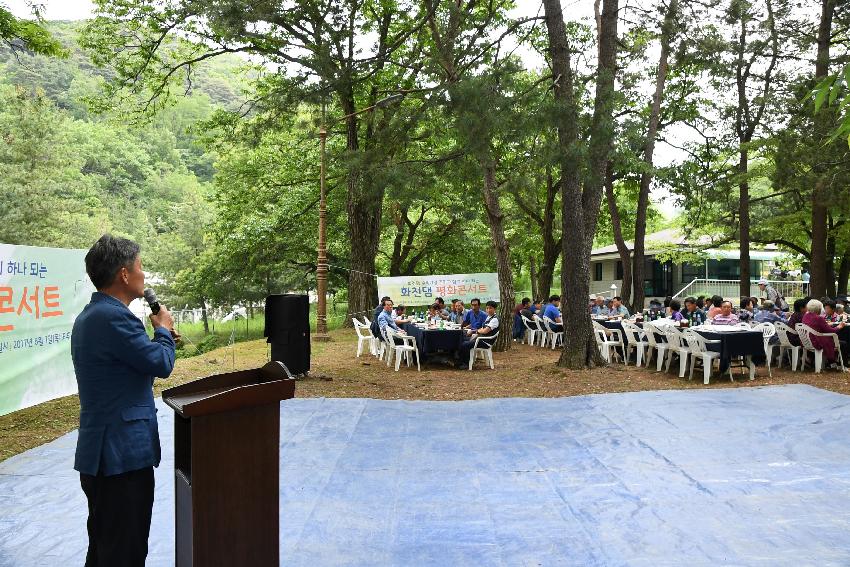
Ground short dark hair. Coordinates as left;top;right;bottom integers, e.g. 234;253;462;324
485;300;498;308
824;299;836;310
451;298;460;304
380;296;391;304
793;298;808;313
383;298;393;307
684;297;696;305
740;297;752;309
521;297;531;305
613;296;622;302
670;299;681;312
435;297;444;304
549;295;560;302
471;298;481;305
711;295;724;307
84;234;140;290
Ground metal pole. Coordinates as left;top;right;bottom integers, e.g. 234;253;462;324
315;125;331;341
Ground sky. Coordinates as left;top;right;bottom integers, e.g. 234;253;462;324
7;0;681;218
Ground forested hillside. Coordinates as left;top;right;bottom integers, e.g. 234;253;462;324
0;22;249;304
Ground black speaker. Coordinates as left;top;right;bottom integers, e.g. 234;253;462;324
264;294;310;375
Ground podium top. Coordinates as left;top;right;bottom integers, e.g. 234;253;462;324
162;361;296;418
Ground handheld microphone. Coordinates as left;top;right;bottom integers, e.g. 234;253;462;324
143;288;161;315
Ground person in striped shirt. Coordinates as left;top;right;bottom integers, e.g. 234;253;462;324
711;301;740;325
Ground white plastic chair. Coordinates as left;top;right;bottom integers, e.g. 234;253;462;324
542;317;564;350
353;319;373;357
796;323;846;374
469;331;498;370
521;315;540;346
621;320;649;367
774;322;801;371
592;321;624;364
753;322;777;377
386;328;420;372
643;320;673;371
681;328;721;384
659;326;690;378
531;315;547;347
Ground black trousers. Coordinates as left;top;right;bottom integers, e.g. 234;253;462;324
80;466;155;567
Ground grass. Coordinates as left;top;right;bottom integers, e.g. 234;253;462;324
2;327;849;464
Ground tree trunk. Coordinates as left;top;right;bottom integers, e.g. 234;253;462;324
837;248;850;295
544;0;618;369
739;150;751;298
537;171;561;300
342;92;384;326
826;234;837;296
481;157;515;352
810;0;834;298
604;162;632;310
530;256;539;301
201;298;209;335
631;0;675;312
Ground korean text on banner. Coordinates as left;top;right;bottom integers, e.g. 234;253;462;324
377;273;499;305
0;244;94;416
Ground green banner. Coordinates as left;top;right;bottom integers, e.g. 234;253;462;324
0;244;94;416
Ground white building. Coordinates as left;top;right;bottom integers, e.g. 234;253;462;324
590;229;791;301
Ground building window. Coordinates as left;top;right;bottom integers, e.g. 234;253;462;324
593;262;603;281
681;262;703;282
616;261;623;280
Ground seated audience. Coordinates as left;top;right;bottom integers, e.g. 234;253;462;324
824;300;839;323
543;295;563;332
682;297;706;325
696;296;706;310
802;299;848;367
836;302;849;323
522;299;542;320
754;300;783;324
392;304;408;325
608;296;629;318
458;301;500;367
513;297;531;340
427;303;442;324
590;295;607;315
738;297;755;322
707;295;724;319
448;299;467;324
434;297;451;319
462;298;487;330
377;299;406;338
749;296;761;318
712;301;739;325
374;296;391;320
668;299;684;322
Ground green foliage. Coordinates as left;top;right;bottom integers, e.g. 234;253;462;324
0;5;66;57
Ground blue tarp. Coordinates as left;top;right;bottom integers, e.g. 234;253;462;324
2;384;850;566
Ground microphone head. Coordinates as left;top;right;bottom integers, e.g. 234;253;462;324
143;288;158;305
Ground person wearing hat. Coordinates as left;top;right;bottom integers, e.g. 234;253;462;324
758;279;787;310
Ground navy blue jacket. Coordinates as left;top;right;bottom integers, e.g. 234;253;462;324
71;292;176;476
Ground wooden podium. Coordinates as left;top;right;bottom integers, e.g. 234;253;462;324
162;361;296;567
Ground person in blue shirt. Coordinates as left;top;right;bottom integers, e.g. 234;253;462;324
608;296;630;317
373;296;391;321
528;298;543;315
462;297;487;330
590;295;607;315
71;235;177;567
543;294;563;332
448;299;467;324
377;298;406;338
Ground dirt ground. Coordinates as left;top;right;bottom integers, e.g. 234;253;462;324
2;328;848;463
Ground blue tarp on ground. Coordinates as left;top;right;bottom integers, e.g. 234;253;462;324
2;384;850;566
